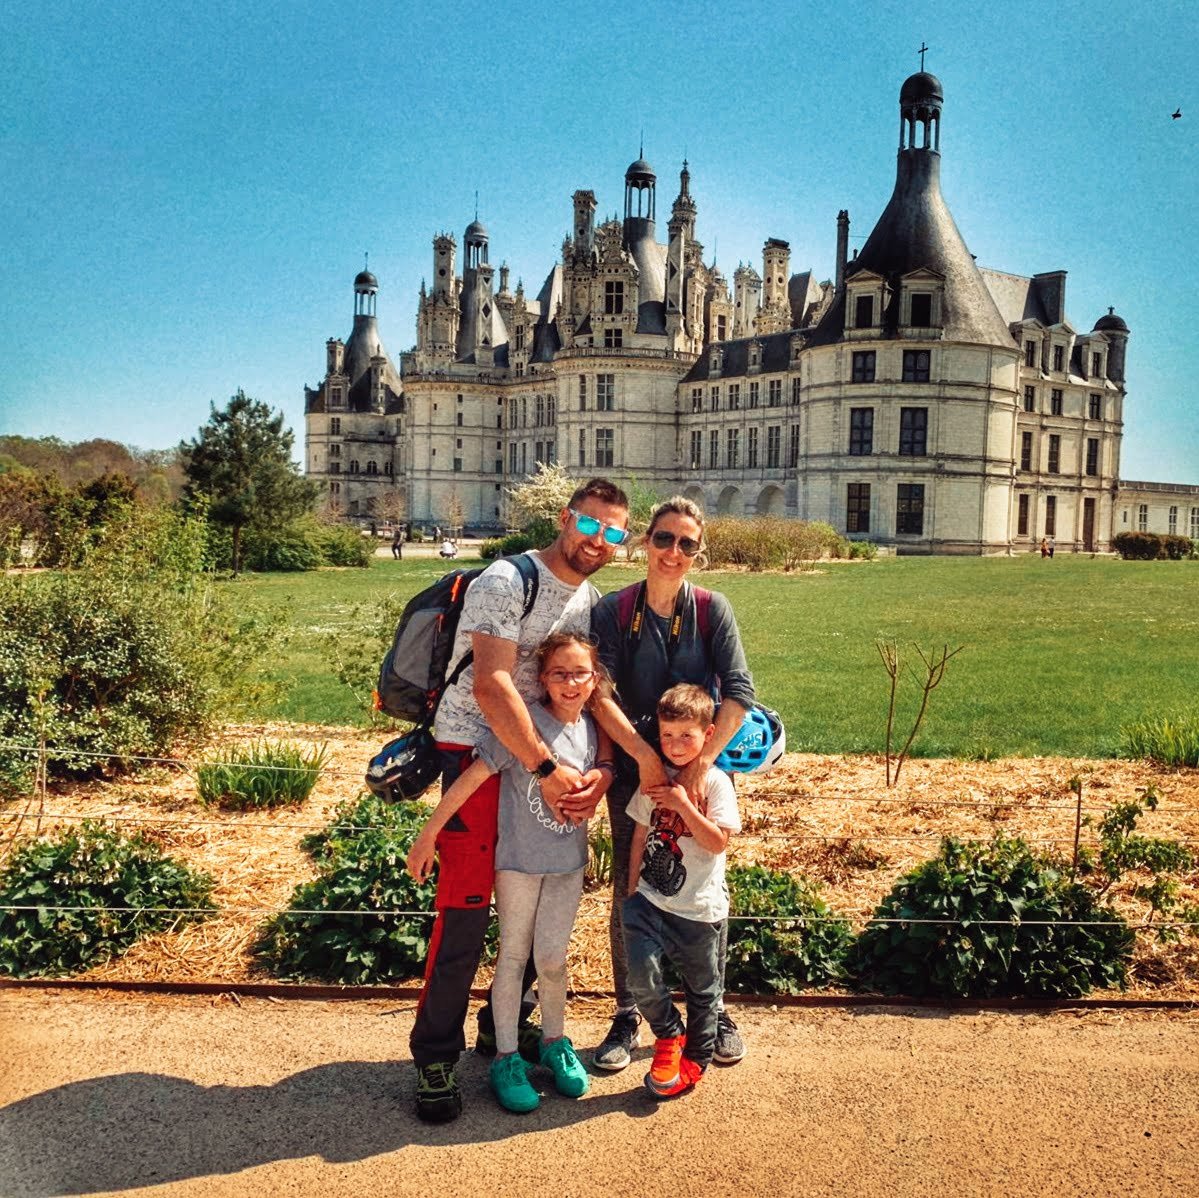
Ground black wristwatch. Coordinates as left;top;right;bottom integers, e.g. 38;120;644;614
534;756;558;778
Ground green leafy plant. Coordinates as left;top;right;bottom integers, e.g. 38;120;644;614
1120;714;1199;768
0;502;282;797
258;793;497;984
0;820;214;977
1078;785;1198;942
587;826;614;887
725;864;853;994
196;741;327;809
849;835;1134;998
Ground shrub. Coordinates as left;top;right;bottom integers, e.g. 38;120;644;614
237;516;373;572
196;740;327;809
319;522;373;567
725;865;853;993
847;540;878;560
0;504;280;797
848;835;1133;998
704;517;848;571
0;820;214;977
1121;715;1199;768
1112;531;1195;561
480;531;537;560
258;793;498;983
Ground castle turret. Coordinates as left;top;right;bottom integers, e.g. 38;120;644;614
666;161;698;348
757;238;791;333
733;264;762;338
457;219;501;365
1094;307;1130;382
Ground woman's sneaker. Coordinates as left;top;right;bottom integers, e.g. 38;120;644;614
415;1061;462;1123
592;1010;642;1071
476;1017;543;1064
489;1052;540;1113
540;1036;590;1098
713;1011;745;1064
646;1055;704;1100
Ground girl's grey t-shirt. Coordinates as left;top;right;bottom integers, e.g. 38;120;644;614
475;703;596;874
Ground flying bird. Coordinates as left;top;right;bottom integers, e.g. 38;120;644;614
1172;108;1182;119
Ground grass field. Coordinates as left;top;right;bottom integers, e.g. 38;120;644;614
234;554;1198;759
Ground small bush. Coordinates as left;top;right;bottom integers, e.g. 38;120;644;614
847;540;878;560
0;821;214;977
480;531;542;560
1112;531;1196;561
197;740;327;809
238;516;373;572
0;504;280;797
704;517;848;571
319;522;373;567
726;864;853;993
848;835;1133;998
258;793;500;984
1121;715;1199;768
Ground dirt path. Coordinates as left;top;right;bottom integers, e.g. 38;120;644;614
2;991;1196;1198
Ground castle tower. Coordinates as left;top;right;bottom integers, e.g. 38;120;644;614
573;189;597;259
666;161;698;347
418;234;460;359
733;264;762;338
1094;307;1130;382
457;218;498;364
755;239;791;334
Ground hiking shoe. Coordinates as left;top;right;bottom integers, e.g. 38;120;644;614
592;1010;642;1072
476;1018;543;1064
646;1034;685;1091
415;1061;462;1123
540;1036;590;1098
646;1055;705;1100
489;1052;540;1114
713;1011;745;1065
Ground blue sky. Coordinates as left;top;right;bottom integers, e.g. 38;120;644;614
1;0;1195;482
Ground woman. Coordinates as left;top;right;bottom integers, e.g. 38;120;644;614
589;496;756;1073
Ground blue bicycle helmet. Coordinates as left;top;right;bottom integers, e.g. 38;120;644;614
714;705;786;774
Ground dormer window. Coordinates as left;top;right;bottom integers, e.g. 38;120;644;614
909;293;932;326
1053;344;1064;372
1091;352;1102;379
855;294;874;329
604;280;625;315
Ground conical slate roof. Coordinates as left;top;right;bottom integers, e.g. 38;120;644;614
809;81;1014;350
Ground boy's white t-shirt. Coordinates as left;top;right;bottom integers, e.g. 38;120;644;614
626;766;740;923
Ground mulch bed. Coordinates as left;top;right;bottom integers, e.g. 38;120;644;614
3;722;1197;1000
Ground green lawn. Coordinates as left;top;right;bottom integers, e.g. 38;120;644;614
234;555;1198;759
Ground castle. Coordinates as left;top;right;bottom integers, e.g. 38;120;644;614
304;72;1199;553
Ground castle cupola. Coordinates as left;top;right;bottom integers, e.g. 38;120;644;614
899;71;943;152
354;267;378;317
464;219;489;270
623;153;657;239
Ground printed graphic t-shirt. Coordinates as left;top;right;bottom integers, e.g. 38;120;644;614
475;703;596;874
627;767;740;923
433;552;594;746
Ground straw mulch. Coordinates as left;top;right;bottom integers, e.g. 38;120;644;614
3;722;1197;1000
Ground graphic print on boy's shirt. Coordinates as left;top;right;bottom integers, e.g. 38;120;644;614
641;807;690;897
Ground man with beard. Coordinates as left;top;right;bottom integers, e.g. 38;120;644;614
410;477;665;1122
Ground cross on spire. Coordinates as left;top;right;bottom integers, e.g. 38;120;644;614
918;41;929;70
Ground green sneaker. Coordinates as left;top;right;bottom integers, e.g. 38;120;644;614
540;1036;590;1098
476;1017;543;1064
489;1052;541;1113
415;1061;462;1123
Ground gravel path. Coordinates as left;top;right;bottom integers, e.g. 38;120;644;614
2;991;1197;1197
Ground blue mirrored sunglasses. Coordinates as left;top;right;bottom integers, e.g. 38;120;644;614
569;508;630;545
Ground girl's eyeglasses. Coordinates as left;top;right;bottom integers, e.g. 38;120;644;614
544;668;597;685
569;508;630;545
650;530;702;557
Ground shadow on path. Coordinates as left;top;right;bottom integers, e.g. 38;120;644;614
0;1059;655;1196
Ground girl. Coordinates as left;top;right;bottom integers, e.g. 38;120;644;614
407;631;608;1113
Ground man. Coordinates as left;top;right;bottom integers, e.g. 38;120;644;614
411;477;664;1122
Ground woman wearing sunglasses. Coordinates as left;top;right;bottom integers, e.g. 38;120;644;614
589;496;756;1074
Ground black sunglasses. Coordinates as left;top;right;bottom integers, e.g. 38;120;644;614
650;530;702;557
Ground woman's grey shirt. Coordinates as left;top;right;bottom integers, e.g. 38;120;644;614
591;582;756;743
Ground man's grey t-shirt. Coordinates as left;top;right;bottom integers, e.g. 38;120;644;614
475;703;596;874
432;552;594;747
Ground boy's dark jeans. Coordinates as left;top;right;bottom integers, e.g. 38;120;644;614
607;780;730;1013
621;890;722;1068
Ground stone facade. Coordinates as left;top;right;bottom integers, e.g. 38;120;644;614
303;74;1198;552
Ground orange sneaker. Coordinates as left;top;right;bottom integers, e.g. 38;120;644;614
646;1053;704;1100
647;1035;685;1091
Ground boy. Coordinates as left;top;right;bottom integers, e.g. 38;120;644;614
622;683;741;1099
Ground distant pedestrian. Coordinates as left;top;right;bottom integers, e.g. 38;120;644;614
391;529;404;560
1048;537;1056;558
1040;538;1048;559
